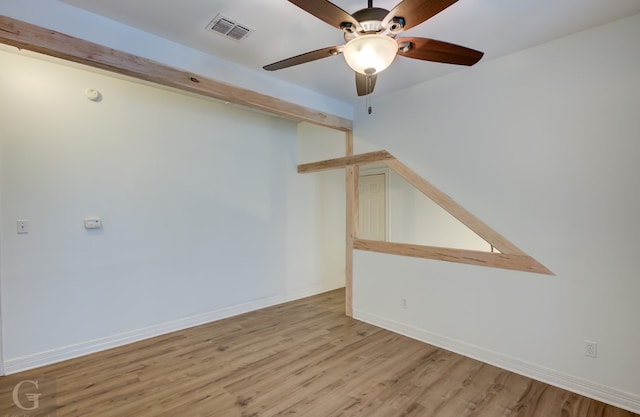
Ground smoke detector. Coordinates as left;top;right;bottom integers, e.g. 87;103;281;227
206;14;254;42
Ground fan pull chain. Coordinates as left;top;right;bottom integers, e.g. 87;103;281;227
366;74;373;114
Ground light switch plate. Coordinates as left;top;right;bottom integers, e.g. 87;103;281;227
17;219;29;234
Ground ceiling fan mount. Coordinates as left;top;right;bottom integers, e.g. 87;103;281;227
341;8;405;41
263;0;483;97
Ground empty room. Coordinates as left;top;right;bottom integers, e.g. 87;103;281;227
1;0;639;416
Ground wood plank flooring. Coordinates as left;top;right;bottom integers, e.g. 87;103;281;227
1;288;637;417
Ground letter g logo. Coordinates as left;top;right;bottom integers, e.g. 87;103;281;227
12;379;42;411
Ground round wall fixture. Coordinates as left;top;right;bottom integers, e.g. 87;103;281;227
85;88;101;101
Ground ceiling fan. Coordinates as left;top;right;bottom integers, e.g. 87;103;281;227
263;0;483;97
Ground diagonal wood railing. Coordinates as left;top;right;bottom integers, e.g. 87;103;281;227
299;150;553;287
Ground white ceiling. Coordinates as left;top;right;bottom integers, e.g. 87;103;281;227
58;0;640;104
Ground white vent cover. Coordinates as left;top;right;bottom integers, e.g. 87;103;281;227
206;14;254;41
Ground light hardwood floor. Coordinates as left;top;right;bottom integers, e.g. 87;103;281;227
1;288;637;417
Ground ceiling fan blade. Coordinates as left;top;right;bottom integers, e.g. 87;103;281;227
288;0;362;31
383;0;458;31
398;37;483;66
263;45;342;71
355;72;378;96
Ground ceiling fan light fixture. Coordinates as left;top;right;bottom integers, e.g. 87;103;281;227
343;35;398;75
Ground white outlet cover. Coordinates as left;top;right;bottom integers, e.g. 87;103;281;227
584;341;598;358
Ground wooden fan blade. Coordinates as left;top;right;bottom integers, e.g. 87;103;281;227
355;72;378;96
383;0;458;31
263;46;342;71
398;37;483;66
288;0;362;31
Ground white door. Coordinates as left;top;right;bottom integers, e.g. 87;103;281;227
359;173;387;240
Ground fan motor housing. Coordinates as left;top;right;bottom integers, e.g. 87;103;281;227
352;7;388;32
342;7;404;42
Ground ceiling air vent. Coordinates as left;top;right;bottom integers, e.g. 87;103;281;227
206;14;254;42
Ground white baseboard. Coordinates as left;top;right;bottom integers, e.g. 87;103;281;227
3;284;342;375
353;309;640;415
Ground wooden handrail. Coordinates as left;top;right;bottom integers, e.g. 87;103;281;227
354;239;552;275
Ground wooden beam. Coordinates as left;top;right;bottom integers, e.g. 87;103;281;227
345;131;358;317
302;150;551;274
298;150;393;173
354;239;554;275
0;16;352;132
384;158;525;256
345;132;354;157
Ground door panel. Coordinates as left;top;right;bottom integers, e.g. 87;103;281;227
359;173;386;240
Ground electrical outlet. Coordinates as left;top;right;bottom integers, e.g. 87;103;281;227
401;298;407;309
584;340;597;358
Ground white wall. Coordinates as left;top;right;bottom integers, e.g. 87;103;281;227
352;13;640;412
291;123;346;294
0;48;344;372
0;95;3;374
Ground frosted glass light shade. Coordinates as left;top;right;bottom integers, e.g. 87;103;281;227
343;35;398;75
